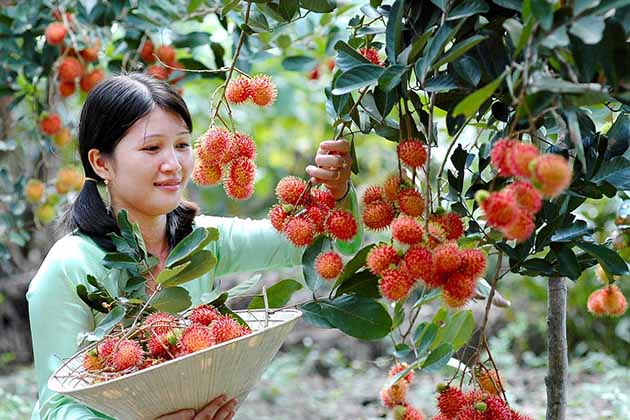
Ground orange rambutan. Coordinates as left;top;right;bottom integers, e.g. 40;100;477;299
58;57;83;82
362;185;385;205
79;68;105;93
211;316;247;343
587;285;627;317
46;22;66;45
283;217;315;247
197;127;232;165
109;339;144;371
531;154;573;198
391;215;424;245
315;251;344;280
501;211;535;243
363;201;395;231
366;244;400;276
397;139;427;169
325;209;358;241
310;188;335;209
191;161;223;186
224;178;254;200
436;386;466;417
460;249;487;278
225;76;253;104
505;181;542;215
228;157;256;187
249;74;277;106
509;142;539;178
398;188;425;217
433;242;462;274
379;268;414;301
432;212;465;240
156;45;176;65
383;175;402;202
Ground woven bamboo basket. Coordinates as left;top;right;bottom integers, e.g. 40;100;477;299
48;309;302;420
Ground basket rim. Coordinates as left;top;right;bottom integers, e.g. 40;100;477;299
49;308;303;393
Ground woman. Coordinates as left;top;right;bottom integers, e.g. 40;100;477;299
26;73;358;420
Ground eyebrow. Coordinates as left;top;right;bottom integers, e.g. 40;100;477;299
144;131;191;139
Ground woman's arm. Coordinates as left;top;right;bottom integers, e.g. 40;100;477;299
27;239;115;420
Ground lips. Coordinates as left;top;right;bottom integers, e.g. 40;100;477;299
154;180;181;186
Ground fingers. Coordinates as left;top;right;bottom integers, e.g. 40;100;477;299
315;154;347;168
305;165;350;183
319;139;350;153
155;409;196;420
192;396;237;420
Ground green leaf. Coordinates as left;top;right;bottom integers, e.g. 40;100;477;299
414;322;439;353
332;64;385;95
552;243;582;280
156;261;191;285
385;0;404;63
302;236;328;291
333;270;380;298
318;295;392;340
221;0;241;18
606;113;630;158
394;343;412;358
247;10;270;32
378;64;407;92
566;109;586;169
432;310;475;352
187;0;205;13
172;31;211;48
87;306;125;341
152;287;192;313
102;252;138;270
591;157;630;190
446;0;489;20
282;55;317;71
422;343;453;372
531;0;553;31
452;73;505;119
248;279;303;309
550;221;592;242
529;77;609;95
205;291;229;308
574;0;600;14
412;288;442;309
334;40;371;72
166;227;218;267
577;242;630;276
430;0;448;11
301;301;335;328
333;244;375;290
541;26;569;49
569;16;606;45
432;34;488;70
158;250;217;287
300;0;337;13
425;74;462;93
415;22;463;84
227;274;262;299
278;0;299;20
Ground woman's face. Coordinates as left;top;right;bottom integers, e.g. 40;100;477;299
105;107;193;218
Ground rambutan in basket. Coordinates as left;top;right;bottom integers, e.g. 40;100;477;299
48;309;302;420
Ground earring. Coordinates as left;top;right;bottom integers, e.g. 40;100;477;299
103;179;113;215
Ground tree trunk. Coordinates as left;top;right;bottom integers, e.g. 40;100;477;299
545;276;568;420
0;271;34;367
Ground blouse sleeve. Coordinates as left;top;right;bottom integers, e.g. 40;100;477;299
26;237;115;420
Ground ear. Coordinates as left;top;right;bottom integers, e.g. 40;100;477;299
87;149;113;181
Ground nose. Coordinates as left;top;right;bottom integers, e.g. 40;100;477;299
160;146;182;173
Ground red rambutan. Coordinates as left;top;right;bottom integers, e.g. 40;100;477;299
359;47;383;66
249;74;277;107
587;285;627;317
391;215;424;245
363;201;395;231
45;22;66;45
505;181;542;215
490;138;517;177
509;142;539;178
109;339;144;371
225;76;252;104
366;244;400;276
224;178;254;200
191;161;223;186
379;268;415;301
211;315;247;343
228;157;256;187
362;185;385;205
480;190;520;229
398;188;425;217
189;305;221;326
437;386;466;417
180;325;215;353
403;246;433;281
283;217;315;247
397;139;427;169
325;209;358;241
315;251;343;280
275;176;307;205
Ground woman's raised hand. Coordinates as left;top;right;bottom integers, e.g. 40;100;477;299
305;139;353;200
155;395;237;420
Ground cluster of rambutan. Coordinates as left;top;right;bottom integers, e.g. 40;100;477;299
362;176;486;307
139;40;185;88
433;384;532;420
587;284;628;317
191;126;257;200
225;75;277;107
45;13;105;97
380;363;426;420
38;112;74;149
307;58;336;81
268;176;358;280
477;139;573;243
82;305;251;380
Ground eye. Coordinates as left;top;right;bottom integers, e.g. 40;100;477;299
142;145;159;152
176;142;191;149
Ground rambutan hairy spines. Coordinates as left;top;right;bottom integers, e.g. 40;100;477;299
379;268;415;301
509;142;539;178
225;76;252;104
211;315;247;343
363;201;395;231
531;153;573;197
398;188;425;217
109;339;144;371
189;305;221;326
432;242;462;274
228;157;256;187
268;204;291;232
144;312;177;336
315;251;344;280
403;246;433;281
432;212;465;240
481;190;520;229
249;74;277;107
437;386;466;417
231;132;257;160
83;350;102;372
198;126;232;165
505;181;542;215
484;395;512;420
367;244;400;276
388;362;414;384
442;271;476;303
283;216;315;247
391;215;424;245
460;249;487;278
224;177;254;200
180;324;216;353
383;175;402;202
587;285;627;317
275;176;307;205
192;161;223;186
490;138;517;177
501;211;535;243
310;188;336;209
380;381;408;408
397;139;427;169
325;209;358;241
362;185;385;205
360;47;383;66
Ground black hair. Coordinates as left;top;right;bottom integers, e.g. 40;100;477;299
60;72;198;252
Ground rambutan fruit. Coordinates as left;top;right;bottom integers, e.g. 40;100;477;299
379;268;414;301
443;271;476;301
388;362;414;384
180;325;215;353
79;42;100;63
147;331;179;358
283;216;315;247
394;405;425;420
305;205;328;234
53;127;72;148
484;396;512;420
362;185;385;205
510;410;535;420
140;40;155;62
58;57;83;82
403;246;433;281
228;157;256;187
249;74;277;107
433;242;462;274
380;381;408;408
310;188;336;209
147;65;169;80
426;221;447;249
366;244;400;276
79;68;104;93
442;286;473;309
509;142;539;178
480;190;520;229
437;386;466;417
505;181;542;215
501;211;535;243
359;47;383;66
455;407;486;420
490;138;517;177
97;337;118;359
363;201;395;231
109;339;144;371
197;127;232;165
398;188;425;217
391;215;424;245
224;178;254;200
59;81;75;97
230;132;257;160
25;179;45;204
315;251;343;280
432;213;465;241
268;204;291;232
275;176;307;205
46;22;66;45
531;154;573;198
325;209;358;241
144;312;177;336
460;249;487;278
39;113;62;136
211;316;246;343
189;305;221;326
225;76;253;104
82;350;102;372
587;285;627;317
156;45;176;65
397;139;427;169
191;161;222;186
383;175;402;202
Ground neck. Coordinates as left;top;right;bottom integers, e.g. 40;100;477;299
113;207;169;258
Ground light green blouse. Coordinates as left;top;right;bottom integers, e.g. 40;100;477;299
27;202;361;420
